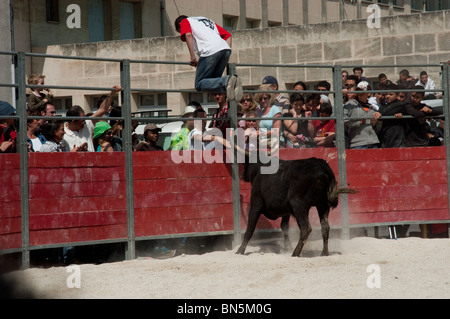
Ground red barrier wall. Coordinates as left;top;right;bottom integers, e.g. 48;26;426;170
0;147;449;252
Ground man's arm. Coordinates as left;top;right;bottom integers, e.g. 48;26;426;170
91;85;122;123
184;33;198;67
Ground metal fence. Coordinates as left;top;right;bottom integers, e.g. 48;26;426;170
1;51;449;268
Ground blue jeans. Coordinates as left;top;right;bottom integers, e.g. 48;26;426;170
195;49;231;93
351;144;379;149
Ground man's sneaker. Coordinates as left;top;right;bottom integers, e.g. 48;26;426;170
226;75;237;101
234;76;243;102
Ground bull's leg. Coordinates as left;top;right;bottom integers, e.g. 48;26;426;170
317;205;331;256
280;215;292;251
236;203;262;255
291;213;312;257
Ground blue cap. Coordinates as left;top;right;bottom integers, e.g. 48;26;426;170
0;101;16;116
262;76;278;86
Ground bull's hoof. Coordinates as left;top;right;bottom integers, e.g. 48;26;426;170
321;251;329;257
236;248;246;255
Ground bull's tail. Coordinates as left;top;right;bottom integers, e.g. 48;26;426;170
327;179;359;209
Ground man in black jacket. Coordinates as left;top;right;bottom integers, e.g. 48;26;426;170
373;84;407;148
405;86;443;147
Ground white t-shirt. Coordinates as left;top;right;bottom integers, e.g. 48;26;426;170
188;128;216;150
180;17;231;57
61;120;95;152
31;137;43;152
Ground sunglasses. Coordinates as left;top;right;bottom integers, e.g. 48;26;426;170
259;96;270;101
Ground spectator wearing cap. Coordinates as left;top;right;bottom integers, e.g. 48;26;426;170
135;123;163;151
262;76;290;114
93;121;114;152
171;106;196;151
343;81;380;149
0;101;17;153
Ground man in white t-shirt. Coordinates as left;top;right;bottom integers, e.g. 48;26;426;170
61;85;122;152
175;15;242;102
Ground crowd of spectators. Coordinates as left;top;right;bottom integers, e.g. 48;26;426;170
0;68;445;154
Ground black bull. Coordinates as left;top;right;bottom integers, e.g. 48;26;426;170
236;156;357;257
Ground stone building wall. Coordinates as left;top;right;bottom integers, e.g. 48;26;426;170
33;10;450;115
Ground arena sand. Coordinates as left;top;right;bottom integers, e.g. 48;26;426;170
6;235;450;299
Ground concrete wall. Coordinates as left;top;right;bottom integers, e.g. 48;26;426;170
32;10;450;115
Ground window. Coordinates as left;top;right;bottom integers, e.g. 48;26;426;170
187;92;218;116
223;16;238;32
246;19;260;29
52;97;73;115
46;0;59;23
139;93;168;116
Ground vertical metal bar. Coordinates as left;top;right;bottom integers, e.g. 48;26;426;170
442;63;450;228
228;63;242;248
120;59;135;260
15;52;30;269
332;64;350;240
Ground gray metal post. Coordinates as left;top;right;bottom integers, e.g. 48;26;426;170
15;52;30;268
120;60;136;260
228;63;242;248
442;63;450;231
332;64;350;240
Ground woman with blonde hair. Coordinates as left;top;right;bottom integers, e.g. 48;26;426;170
238;93;261;128
254;85;281;138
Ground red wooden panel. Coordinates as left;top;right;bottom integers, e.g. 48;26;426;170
0;153;21;168
0;184;21;202
348;197;448;214
29;210;127;230
349;184;448;200
29;180;126;199
134;190;233;209
135;204;234;236
347;171;447;188
133;163;231;180
134;177;231;194
28;152;125;168
29;196;127;215
347;147;447;162
0;233;21;251
133;150;233;166
1;201;21;218
346;159;446;175
28;167;126;184
0;168;20;185
349;209;450;225
30;224;128;246
0;217;21;235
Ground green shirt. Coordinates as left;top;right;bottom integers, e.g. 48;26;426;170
170;127;190;150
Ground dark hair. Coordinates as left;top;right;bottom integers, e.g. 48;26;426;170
353;67;363;73
188;101;202;109
419;71;428;77
378;73;387;80
193;108;206;118
175;15;188;33
399;69;410;77
66;105;85;117
346;75;359;84
26;109;41;124
292;81;307;90
317;81;331;91
386;83;399;91
40;119;65;142
289;92;305;104
412;85;426;96
109;106;122;128
318;102;333;116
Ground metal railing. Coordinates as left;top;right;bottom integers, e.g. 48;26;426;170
0;50;449;268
